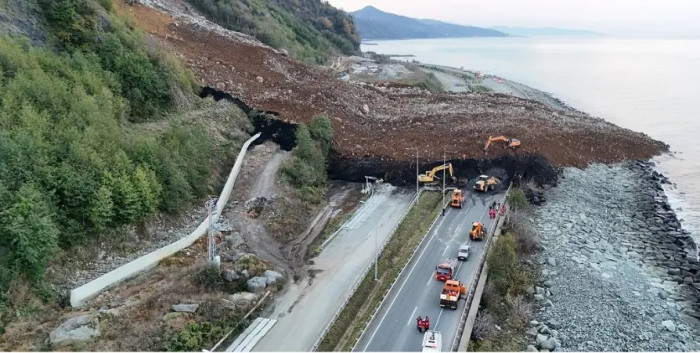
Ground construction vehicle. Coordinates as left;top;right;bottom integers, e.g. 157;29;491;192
469;221;485;240
484;136;521;151
421;330;442;352
439;279;467;309
418;163;456;184
435;258;457;282
450;189;464;208
473;175;499;192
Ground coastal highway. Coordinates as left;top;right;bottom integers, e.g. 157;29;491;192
355;190;504;352
248;184;415;352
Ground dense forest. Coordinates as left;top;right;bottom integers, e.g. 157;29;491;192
184;0;361;64
0;0;230;321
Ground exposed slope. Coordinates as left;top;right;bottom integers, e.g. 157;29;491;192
181;0;360;64
351;6;507;40
122;0;667;181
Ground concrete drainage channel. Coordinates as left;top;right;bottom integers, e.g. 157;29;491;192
69;133;262;308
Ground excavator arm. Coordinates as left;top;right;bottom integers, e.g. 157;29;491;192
484;136;520;151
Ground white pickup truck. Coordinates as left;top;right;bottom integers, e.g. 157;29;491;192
421;330;442;352
457;243;470;261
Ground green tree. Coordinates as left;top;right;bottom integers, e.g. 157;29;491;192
90;185;114;231
1;185;59;281
486;232;525;298
109;173;141;223
507;188;528;211
132;166;161;219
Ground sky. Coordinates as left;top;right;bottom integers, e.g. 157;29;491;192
325;0;700;37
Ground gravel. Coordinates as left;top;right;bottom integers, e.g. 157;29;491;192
525;161;700;351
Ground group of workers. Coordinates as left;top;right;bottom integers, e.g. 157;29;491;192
488;202;501;219
416;316;431;332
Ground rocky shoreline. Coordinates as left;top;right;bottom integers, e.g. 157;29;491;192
523;161;700;351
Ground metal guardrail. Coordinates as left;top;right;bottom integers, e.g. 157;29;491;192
349;189;444;352
310;189;423;351
450;183;512;351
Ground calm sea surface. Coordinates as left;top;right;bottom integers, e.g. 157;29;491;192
363;37;700;242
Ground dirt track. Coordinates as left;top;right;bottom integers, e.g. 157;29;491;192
118;0;667;174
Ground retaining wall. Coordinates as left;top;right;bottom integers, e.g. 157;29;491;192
70;132;262;308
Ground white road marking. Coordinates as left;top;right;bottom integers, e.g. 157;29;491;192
442;244;449;256
426;273;433;287
362;212;450;351
434;308;445;329
407;306;418;326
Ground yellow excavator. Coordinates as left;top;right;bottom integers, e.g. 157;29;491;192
484;136;521;151
418;163;456;184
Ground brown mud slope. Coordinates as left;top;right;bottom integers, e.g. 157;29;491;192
118;1;667;178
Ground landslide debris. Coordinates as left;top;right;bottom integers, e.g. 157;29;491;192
120;0;667;180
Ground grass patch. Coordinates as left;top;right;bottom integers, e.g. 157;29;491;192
317;191;442;351
469;84;491;93
468;203;539;351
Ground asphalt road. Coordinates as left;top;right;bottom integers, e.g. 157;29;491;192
251;184;415;352
355;190;504;352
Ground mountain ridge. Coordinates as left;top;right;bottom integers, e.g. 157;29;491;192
351;6;508;40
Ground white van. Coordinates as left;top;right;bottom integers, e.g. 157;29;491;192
421;330;442;352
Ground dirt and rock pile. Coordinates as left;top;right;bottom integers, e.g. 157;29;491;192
524;162;700;351
118;0;667;184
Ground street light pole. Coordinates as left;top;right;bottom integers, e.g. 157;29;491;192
442;150;446;212
416;149;419;203
374;231;378;281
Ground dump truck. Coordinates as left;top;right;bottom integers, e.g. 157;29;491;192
421;330;442;352
450;188;464;208
435;258;457;282
439;279;467;309
474;175;499;192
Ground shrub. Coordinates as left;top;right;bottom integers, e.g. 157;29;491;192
486;232;527;298
0;185;59;281
507;188;528;211
281;120;331;193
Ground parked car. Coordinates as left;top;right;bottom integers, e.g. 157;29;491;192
457;244;470;261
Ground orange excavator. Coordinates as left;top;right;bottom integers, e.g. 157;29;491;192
484;136;521;151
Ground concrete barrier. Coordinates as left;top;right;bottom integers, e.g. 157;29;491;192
70;133;262;308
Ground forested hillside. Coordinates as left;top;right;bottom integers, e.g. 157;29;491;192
0;0;238;326
184;0;361;64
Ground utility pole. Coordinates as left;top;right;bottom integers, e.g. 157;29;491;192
206;197;224;268
207;198;216;265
